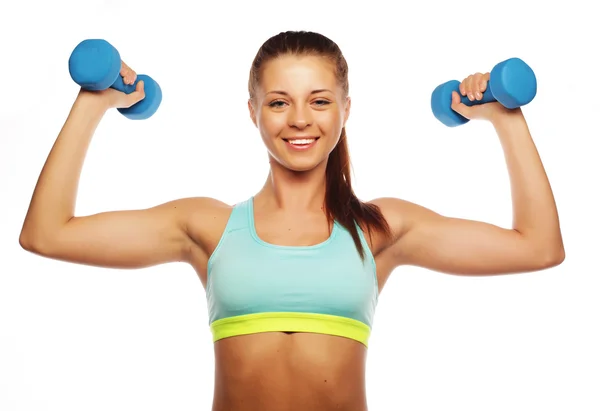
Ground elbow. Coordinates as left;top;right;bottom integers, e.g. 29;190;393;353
19;230;39;253
536;244;565;270
19;229;34;251
519;231;565;271
19;229;51;256
20;219;71;257
551;246;566;267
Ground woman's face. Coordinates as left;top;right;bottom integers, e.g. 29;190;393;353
249;54;350;172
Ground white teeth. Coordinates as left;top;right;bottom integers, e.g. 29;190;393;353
288;139;315;145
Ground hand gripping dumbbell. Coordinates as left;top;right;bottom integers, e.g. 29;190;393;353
431;58;537;127
68;39;162;120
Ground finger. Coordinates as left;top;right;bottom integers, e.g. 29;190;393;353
120;61;129;78
451;90;471;118
459;80;467;97
129;71;138;85
124;71;136;85
479;72;490;94
465;75;475;101
126;80;145;107
120;61;138;85
472;73;484;100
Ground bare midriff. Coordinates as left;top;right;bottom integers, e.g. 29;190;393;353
211;331;370;411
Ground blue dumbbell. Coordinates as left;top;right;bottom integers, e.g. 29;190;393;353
68;39;162;120
431;57;537;127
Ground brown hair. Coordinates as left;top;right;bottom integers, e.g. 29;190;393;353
248;31;391;260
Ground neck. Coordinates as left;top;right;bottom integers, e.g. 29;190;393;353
255;156;328;212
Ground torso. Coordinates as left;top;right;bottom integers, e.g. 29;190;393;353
184;197;396;411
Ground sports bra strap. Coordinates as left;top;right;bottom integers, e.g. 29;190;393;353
223;198;251;233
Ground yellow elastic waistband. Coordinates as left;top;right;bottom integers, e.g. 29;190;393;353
210;312;371;347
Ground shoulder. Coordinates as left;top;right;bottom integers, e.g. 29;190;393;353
368;197;421;232
169;196;233;216
167;196;232;210
366;197;442;252
163;197;232;239
169;196;233;231
166;197;235;264
369;197;437;222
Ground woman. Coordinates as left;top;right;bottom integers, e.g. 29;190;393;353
19;31;564;411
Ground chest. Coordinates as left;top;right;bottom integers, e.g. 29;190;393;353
206;220;378;326
253;212;333;247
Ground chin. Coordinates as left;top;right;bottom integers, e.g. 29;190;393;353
268;152;325;173
267;139;333;173
281;158;323;173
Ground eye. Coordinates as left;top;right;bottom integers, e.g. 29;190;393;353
268;100;286;108
267;99;331;108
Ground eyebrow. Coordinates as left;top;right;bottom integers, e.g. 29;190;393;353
266;89;333;96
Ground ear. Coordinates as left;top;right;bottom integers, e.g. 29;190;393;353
248;99;258;128
343;96;351;127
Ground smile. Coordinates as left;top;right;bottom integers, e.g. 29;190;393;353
282;137;319;151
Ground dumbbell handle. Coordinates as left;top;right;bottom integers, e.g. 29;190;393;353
455;81;497;107
111;74;139;95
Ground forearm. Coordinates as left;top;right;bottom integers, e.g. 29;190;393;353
21;93;108;242
493;109;564;255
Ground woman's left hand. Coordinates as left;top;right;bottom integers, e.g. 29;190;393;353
451;72;515;122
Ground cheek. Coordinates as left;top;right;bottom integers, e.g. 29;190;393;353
325;112;342;127
318;112;343;134
259;113;286;136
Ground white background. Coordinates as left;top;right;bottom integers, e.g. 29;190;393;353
1;1;598;410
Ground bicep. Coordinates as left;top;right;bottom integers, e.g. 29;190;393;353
395;214;538;275
373;198;555;276
24;199;197;269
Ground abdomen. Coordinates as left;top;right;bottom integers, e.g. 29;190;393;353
212;332;369;411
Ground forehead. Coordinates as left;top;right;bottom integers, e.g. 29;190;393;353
259;54;338;93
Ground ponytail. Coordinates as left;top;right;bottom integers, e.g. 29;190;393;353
325;128;391;260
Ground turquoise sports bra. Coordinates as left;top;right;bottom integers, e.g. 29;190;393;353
205;197;379;347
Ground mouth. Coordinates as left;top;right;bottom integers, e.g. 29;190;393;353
282;137;320;151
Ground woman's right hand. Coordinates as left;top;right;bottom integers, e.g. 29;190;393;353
79;60;146;110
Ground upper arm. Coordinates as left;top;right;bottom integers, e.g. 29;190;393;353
370;197;564;276
20;197;227;269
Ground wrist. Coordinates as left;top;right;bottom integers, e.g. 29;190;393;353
491;108;529;143
75;89;110;114
490;107;524;127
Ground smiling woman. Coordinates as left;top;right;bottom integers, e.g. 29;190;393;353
19;30;564;411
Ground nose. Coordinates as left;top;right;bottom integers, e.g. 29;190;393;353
287;104;313;129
